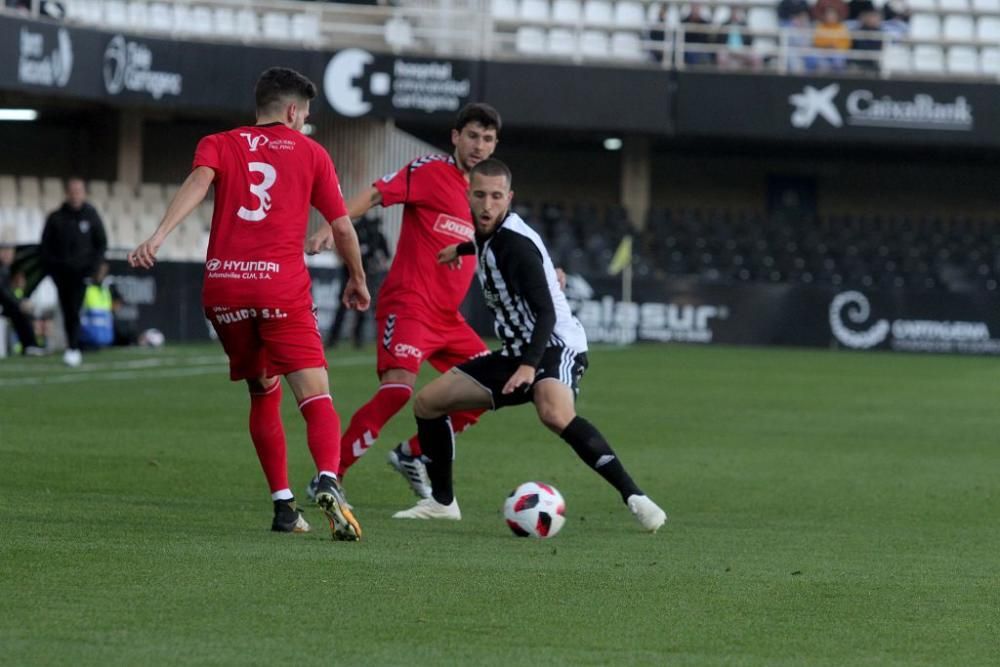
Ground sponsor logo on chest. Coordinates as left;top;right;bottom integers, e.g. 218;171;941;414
433;214;473;241
206;258;281;281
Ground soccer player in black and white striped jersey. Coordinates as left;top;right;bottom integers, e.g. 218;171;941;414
392;158;666;532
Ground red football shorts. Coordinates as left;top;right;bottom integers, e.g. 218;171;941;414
206;304;327;381
376;313;488;375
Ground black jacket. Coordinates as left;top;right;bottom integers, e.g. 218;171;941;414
41;202;107;275
0;261;17;306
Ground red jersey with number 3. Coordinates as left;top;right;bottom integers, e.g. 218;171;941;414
374;154;476;323
193;123;348;308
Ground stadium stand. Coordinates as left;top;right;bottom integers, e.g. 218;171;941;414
508;200;1000;292
37;0;1000;77
2;170;996;295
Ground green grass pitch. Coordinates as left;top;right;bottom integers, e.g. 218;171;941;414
1;343;997;665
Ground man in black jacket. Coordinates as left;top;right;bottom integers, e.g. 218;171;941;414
41;177;107;367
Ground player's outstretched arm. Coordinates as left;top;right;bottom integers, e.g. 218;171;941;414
437;244;462;269
329;214;370;311
437;241;476;270
305;187;383;252
128;166;215;269
346;187;382;221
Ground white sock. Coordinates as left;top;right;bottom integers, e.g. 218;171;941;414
271;488;293;501
318;470;338;481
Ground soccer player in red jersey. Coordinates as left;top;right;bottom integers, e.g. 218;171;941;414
128;68;368;541
307;103;500;507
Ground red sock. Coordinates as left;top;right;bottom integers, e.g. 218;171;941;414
338;383;413;477
249;381;288;494
298;394;341;475
406;408;483;457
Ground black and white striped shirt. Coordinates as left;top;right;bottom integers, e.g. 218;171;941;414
461;212;587;366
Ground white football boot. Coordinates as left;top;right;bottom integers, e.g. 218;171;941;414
627;495;667;533
392;497;461;520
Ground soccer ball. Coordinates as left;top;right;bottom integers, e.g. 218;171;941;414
140;328;165;348
503;482;566;538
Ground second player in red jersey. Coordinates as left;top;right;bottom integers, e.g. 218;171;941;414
307;103;501;505
373;153;477;324
129;67;367;541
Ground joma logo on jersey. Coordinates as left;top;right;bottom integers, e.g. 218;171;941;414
240;133;270;152
433;214;473;241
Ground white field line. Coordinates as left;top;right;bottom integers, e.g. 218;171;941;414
0;355;375;388
0;354;226;373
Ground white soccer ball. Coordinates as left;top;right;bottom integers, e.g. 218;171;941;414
140;328;165;348
503;481;566;538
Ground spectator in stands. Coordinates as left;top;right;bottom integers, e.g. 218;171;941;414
0;243;44;356
812;4;851;71
882;0;910;36
41;177;107;368
849;2;885;71
847;0;870;20
777;0;811;23
716;7;761;70
326;213;390;348
647;5;669;63
682;3;716;66
785;7;814;72
815;0;848;19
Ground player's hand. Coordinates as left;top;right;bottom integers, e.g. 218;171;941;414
437;244;462;270
502;364;536;395
306;225;334;255
343;276;371;312
128;235;163;269
555;267;567;291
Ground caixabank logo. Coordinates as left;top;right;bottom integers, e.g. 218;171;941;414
323;48;471;118
789;83;973;132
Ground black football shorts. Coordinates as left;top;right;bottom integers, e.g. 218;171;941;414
453;347;588;410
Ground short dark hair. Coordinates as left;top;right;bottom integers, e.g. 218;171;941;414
469;158;512;187
455;102;501;134
255;67;317;114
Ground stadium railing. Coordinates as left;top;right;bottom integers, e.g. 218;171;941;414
9;0;1000;79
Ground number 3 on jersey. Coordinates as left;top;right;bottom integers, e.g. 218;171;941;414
237;162;276;222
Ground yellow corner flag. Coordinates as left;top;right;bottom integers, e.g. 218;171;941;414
608;235;633;276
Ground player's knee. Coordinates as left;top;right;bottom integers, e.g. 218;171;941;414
413;389;441;419
285;368;329;402
380;367;417;387
247;376;277;394
537;402;573;433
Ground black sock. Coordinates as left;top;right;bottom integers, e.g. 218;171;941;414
560;416;642;503
416;415;455;505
